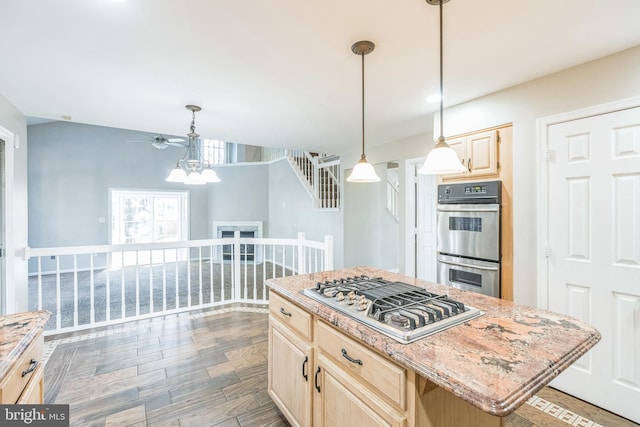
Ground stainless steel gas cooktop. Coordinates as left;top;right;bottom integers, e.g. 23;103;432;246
302;276;483;344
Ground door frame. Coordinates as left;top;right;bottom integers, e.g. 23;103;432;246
0;125;16;314
536;95;640;310
404;157;437;280
404;158;422;277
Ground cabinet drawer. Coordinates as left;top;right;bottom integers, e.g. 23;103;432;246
0;334;44;404
16;364;44;404
316;321;406;409
269;292;312;341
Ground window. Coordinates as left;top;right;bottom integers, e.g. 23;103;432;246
203;139;226;165
110;190;189;267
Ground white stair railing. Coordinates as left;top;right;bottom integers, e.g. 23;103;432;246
288;150;341;210
387;179;399;221
25;232;333;336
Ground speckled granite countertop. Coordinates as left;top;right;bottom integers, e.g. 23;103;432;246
0;310;51;380
266;267;601;417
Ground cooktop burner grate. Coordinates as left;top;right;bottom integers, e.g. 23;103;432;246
302;275;483;343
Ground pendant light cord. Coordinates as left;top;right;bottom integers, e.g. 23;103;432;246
361;51;366;159
438;0;444;141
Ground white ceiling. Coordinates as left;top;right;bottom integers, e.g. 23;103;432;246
1;0;640;154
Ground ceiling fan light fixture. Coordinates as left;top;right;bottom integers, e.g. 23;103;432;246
165;105;222;185
419;0;467;175
346;40;381;184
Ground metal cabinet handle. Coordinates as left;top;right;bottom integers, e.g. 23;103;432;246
341;348;363;366
302;356;308;381
438;259;499;271
22;358;38;377
279;307;292;317
314;367;321;392
467;158;471;172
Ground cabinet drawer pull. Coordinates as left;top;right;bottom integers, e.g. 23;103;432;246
341;348;363;366
467;158;471;172
302;356;308;381
279;307;292;317
314;367;321;392
22;358;38;377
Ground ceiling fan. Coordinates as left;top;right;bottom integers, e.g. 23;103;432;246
130;134;187;150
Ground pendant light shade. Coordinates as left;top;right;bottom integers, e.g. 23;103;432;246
419;0;467;175
418;137;465;174
346;40;381;183
348;156;380;183
201;168;221;183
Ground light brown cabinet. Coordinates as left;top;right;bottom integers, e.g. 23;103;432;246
443;129;499;180
0;330;45;404
314;353;406;427
314;321;407;427
268;292;314;427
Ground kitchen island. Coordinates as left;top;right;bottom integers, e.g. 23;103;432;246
266;267;600;427
0;310;51;404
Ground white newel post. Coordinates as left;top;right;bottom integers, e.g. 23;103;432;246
297;232;306;275
324;235;334;271
233;231;242;301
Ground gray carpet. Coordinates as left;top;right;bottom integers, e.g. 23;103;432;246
28;261;291;331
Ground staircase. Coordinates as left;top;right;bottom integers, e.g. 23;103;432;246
288;151;341;210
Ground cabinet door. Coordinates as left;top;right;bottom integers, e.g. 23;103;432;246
444;136;468;179
16;365;44;404
315;354;406;427
268;317;313;427
467;130;498;178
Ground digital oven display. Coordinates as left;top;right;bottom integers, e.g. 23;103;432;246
464;185;487;194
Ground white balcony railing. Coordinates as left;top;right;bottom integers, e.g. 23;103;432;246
25;232;333;336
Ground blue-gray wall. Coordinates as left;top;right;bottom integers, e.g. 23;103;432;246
27;122;213;248
268;159;343;267
208;163;270;235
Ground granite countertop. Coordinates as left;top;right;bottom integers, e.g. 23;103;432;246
266;267;601;417
0;310;51;380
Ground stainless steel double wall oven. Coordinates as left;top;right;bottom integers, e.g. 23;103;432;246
436;181;501;297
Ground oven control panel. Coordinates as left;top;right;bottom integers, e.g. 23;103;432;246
438;180;501;204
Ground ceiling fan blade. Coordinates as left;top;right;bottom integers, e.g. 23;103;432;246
166;141;187;147
151;141;169;150
166;138;185;143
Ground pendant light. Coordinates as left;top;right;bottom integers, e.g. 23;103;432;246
418;0;467;175
346;40;381;183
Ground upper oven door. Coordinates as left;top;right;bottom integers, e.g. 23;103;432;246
436;203;500;261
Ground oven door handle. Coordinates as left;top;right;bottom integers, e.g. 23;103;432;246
437;205;499;213
438;259;499;271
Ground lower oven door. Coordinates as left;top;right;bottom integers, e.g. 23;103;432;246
437;254;500;298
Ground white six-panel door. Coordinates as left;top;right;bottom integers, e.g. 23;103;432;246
543;104;640;423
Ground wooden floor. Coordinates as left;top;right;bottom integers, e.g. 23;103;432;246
44;307;638;427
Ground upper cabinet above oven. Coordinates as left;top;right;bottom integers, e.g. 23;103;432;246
443;129;500;181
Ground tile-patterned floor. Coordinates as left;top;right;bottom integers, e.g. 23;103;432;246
43;306;638;427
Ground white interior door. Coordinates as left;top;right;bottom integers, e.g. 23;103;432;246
545;106;640;423
0;138;4;314
405;158;437;281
